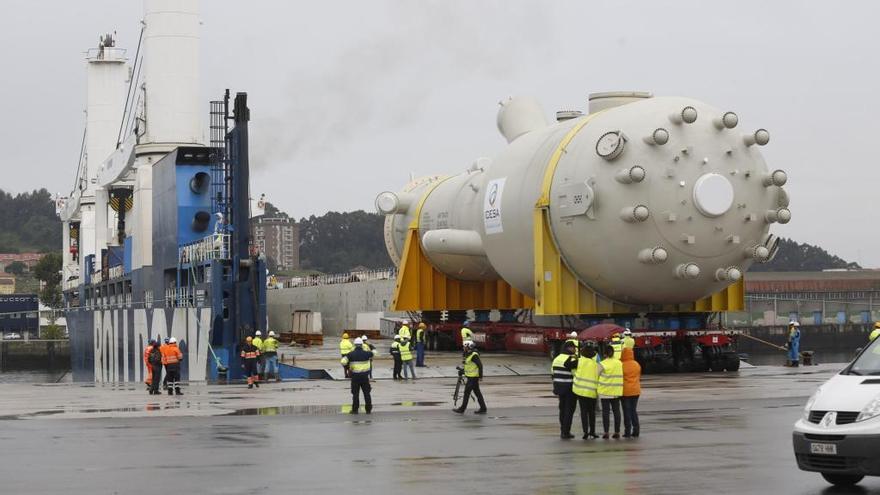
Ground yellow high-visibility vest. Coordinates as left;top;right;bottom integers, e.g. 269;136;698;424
400;341;413;361
349;355;371;374
340;338;354;356
551;353;574;384
263;337;279;353
573;357;599;399
598;358;624;397
463;352;480;377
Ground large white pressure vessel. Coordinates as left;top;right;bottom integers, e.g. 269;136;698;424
378;92;787;307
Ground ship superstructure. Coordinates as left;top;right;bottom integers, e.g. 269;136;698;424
58;0;266;382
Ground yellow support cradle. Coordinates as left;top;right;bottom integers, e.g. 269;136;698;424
391;228;533;312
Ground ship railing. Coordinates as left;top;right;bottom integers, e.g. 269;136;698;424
165;287;198;308
285;267;398;288
179;233;230;266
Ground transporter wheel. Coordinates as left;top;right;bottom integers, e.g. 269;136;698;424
675;357;694;373
821;473;863;486
723;354;741;372
658;356;675;373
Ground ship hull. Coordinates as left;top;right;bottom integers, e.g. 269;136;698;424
67;306;212;383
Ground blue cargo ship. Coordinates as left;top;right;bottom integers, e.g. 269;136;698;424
58;1;266;383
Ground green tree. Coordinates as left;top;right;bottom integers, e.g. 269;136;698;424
34;253;63;309
4;261;27;276
34;253;62;287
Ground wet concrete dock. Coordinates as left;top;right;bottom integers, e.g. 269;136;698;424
1;361;877;494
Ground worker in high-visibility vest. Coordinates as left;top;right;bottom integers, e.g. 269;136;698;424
143;339;155;392
573;341;600;439
390;335;402;380
400;337;416;380
252;330;264;380
262;331;280;381
869;322;880;342
146;340;163;395
453;340;486;414
551;340;579;439
787;321;801;367
240;336;261;389
340;332;354;378
622;328;635;349
460;320;474;347
598;345;623;439
610;332;623;360
399;320;412;340
621;347;642;438
341;338;374;414
161;337;184;396
416;322;427;367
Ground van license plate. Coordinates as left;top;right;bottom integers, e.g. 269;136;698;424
810;443;837;455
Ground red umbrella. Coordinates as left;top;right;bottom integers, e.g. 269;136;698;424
577;323;625;341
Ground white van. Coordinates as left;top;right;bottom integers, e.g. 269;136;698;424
793;337;880;487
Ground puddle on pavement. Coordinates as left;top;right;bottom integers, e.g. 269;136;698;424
227;405;345;416
388;401;443;407
228;401;447;416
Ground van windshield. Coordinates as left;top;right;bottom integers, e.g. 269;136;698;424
849;338;880;375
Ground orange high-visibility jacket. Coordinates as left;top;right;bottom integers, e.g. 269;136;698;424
143;345;153;384
161;343;183;365
621;348;641;397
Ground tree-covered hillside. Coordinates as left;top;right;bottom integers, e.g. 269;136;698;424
750;238;861;272
0;189;61;253
298;210;391;273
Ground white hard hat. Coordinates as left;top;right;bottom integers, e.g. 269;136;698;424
624;328;632;335
255;330;262;336
268;331;276;337
354;337;363;345
403;319;410;325
569;331;578;338
361;335;369;341
168;337;177;344
789;321;800;327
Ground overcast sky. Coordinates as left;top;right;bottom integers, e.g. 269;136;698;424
1;1;877;266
